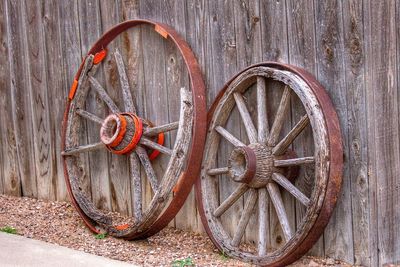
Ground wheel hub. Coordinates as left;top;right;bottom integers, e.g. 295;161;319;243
228;143;298;188
100;113;143;155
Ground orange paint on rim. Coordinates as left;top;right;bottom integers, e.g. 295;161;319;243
93;49;107;64
115;224;130;230
68;79;79;100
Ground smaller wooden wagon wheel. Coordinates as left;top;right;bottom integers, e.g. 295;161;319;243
61;20;206;239
196;63;343;266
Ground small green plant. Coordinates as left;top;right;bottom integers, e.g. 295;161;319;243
220;250;230;261
94;233;107;239
0;226;17;234
172;257;195;267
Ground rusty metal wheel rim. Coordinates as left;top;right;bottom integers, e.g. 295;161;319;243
196;63;343;266
61;19;206;239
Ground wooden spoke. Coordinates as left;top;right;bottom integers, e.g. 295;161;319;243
233;92;257;143
213;184;248;218
215;126;245;147
62;142;105;156
76;108;103;125
274;157;315;167
136;147;159;192
129;153;142;221
207;167;229;176
267;85;291;146
257;76;269;144
114;49;136;114
272;115;309;156
272;173;310;206
140;137;172;155
231;189;258;247
89;76;120;113
258;188;269;256
143;121;179;136
267;182;293;241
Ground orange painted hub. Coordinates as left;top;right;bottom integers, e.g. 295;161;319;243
100;112;143;155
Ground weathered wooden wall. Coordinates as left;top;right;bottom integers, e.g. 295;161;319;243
0;0;399;266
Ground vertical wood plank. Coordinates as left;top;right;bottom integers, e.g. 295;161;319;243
42;0;69;201
395;0;400;262
208;0;242;241
99;0;132;215
78;0;112;211
234;0;262;69
157;0;195;231
0;0;6;194
184;0;212;233
22;0;56;200
342;1;370;265
365;0;399;265
314;0;354;263
259;0;294;251
0;0;12;195
285;0;324;257
5;0;35;197
139;0;171;218
232;0;263;246
119;0;144;220
59;0;92;202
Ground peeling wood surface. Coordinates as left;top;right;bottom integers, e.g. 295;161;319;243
0;0;400;265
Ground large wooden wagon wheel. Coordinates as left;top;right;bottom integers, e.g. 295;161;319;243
196;63;342;266
61;20;206;239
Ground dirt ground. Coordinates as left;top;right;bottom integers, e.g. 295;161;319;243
0;194;352;266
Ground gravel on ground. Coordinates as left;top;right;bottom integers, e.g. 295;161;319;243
0;194;352;266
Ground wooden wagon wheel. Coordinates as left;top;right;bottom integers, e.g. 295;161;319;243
61;20;206;239
196;63;343;266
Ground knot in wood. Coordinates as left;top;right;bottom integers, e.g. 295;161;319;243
228;143;274;188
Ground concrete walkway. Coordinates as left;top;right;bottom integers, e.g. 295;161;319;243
0;232;137;267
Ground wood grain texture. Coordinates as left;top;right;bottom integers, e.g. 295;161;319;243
258;188;269;256
2;1;400;265
0;1;4;192
231;188;257;247
139;0;171;223
4;0;34;197
78;0;111;211
208;0;243;241
314;0;354;263
365;0;399;266
58;0;84;201
233;92;257;143
22;0;56;200
118;0;144;221
232;0;262;245
395;0;400;263
285;0;323;257
259;0;295;251
99;0;132;216
342;1;370;265
157;0;196;231
0;1;14;194
42;0;68;202
184;0;212;233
